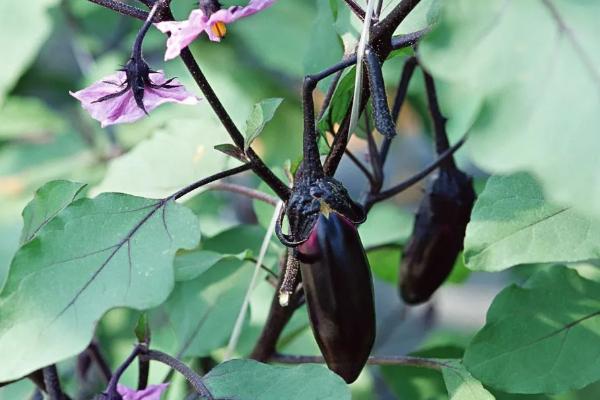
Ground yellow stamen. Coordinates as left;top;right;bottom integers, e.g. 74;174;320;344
319;201;332;218
211;22;227;39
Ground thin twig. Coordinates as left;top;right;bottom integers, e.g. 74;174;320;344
42;366;65;400
172;164;252;200
141;349;214;400
88;0;149;21
205;182;278;206
365;135;467;206
271;353;446;370
342;0;366;20
87;342;112;383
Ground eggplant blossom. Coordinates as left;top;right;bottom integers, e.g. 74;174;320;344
116;383;169;400
157;0;276;60
71;3;199;127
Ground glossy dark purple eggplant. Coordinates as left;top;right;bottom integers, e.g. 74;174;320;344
399;167;475;305
298;212;375;383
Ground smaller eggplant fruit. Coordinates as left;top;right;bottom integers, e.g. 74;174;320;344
399;167;475;305
298;211;375;384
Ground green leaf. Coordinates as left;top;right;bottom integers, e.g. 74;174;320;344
463;266;600;394
203;359;351;400
464;173;600;272
441;359;495;400
0;0;58;104
244;98;283;151
213;143;249;163
419;0;600;220
174;249;247;282
0;193;200;381
19;180;87;245
150;258;251;358
0;97;65;139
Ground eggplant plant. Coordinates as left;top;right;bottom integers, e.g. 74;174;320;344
0;0;599;399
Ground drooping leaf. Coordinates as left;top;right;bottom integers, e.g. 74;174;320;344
0;0;58;104
19;180;87;245
203;359;351;400
463;266;600;394
0;193;200;381
243;98;283;151
150;259;251;358
441;359;495;400
464;173;600;272
419;0;600;220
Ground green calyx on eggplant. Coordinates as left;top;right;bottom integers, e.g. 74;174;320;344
297;211;375;384
399;166;475;305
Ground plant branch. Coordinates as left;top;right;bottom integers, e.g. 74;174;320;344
205;182;278;206
42;366;65;400
342;0;366;20
250;252;303;361
88;0;149;21
87;342;112;383
271;353;445;370
423;70;455;169
171;164;252;200
365;135;467;206
141;349;213;399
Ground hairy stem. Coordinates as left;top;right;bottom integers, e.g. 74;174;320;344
43;366;65;400
423;70;455;169
172;164;252;200
141;349;213;399
205;182;278;206
88;0;148;21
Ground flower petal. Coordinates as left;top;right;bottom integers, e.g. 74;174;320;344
205;0;276;41
156;10;207;60
70;71;199;127
117;383;169;400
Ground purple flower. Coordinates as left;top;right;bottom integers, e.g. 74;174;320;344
70;59;199;127
156;0;276;60
117;383;169;400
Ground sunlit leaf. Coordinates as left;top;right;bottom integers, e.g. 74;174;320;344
464;173;600;272
0;192;200;381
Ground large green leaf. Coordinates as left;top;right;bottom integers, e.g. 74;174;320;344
441;359;495;400
203;359;350;400
464;173;600;272
0;192;200;381
419;0;600;220
19;180;87;245
463;267;600;394
0;0;58;104
150;258;251;358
